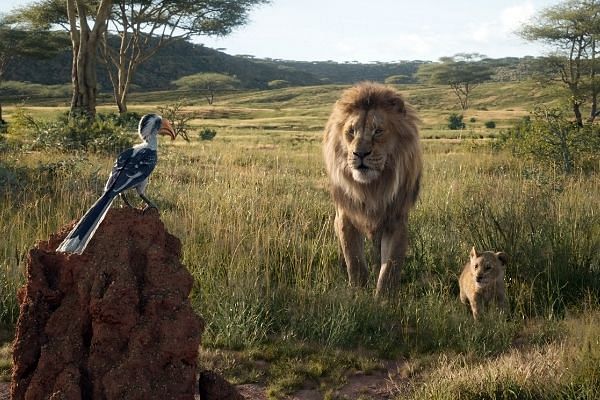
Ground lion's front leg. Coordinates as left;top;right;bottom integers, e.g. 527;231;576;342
335;212;368;287
376;218;408;297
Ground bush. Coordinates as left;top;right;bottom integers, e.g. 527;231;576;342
267;80;291;89
157;101;198;142
500;107;600;173
447;113;466;130
469;117;477;123
97;111;142;131
199;128;217;141
485;120;496;129
384;74;412;84
14;109;134;153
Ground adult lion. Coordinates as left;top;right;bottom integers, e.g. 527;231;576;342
323;82;422;297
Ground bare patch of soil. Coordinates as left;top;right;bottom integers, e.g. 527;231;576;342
233;360;409;400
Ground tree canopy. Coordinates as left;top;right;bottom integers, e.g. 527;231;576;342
520;0;600;126
11;0;269;115
416;54;493;110
173;72;240;104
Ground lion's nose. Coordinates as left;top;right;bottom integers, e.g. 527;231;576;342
353;151;371;159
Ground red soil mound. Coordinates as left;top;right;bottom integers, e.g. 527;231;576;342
11;207;204;400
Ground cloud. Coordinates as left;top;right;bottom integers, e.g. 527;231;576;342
469;24;493;43
501;2;535;33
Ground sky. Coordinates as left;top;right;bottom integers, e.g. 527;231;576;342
0;0;563;62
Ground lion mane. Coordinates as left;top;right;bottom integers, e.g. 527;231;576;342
323;82;422;296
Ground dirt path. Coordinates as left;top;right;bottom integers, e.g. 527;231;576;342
236;360;408;400
1;360;407;400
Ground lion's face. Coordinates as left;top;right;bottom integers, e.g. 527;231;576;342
342;108;396;184
469;248;507;288
323;82;422;215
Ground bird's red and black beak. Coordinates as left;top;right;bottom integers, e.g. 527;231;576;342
159;119;176;140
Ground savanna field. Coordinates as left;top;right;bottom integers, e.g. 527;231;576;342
1;82;599;399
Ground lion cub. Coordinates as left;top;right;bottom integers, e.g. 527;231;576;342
459;247;508;319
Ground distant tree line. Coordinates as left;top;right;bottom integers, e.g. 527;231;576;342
4;41;549;97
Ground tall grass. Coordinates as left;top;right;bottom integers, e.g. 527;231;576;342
409;311;600;400
0;84;598;398
1;124;598;352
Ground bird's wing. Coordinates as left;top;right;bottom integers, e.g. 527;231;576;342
105;147;158;195
104;147;134;192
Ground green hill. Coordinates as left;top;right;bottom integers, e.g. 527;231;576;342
4;36;538;95
4;38;321;91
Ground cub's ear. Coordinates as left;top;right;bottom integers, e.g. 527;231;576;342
470;246;478;259
496;252;508;265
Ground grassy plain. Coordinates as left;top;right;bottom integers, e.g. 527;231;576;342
0;81;599;398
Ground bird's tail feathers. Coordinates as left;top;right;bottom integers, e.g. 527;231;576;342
56;192;116;254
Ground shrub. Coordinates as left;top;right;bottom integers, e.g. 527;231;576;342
500;107;600;173
157;100;198;142
97;111;142;131
14;109;134;153
485;120;496;129
267;80;291;89
384;74;412;84
447;113;466;130
469;117;477;123
199;128;217;141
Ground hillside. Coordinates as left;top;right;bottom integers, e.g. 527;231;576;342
122;80;560;134
3;37;538;95
273;59;424;84
4;38;423;91
4;38;321;91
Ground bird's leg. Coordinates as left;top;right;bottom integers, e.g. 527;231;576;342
139;193;158;212
120;192;134;208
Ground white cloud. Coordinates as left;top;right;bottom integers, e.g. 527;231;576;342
501;2;535;33
468;24;493;43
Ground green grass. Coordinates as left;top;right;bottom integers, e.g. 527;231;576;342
408;311;600;400
1;81;599;398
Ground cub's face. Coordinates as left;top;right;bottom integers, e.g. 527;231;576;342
469;247;508;288
342;108;395;184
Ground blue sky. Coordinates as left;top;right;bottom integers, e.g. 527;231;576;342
0;0;562;62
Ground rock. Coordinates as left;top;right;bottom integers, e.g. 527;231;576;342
11;208;204;400
198;370;244;400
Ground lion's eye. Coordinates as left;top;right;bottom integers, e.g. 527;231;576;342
474;263;479;269
374;128;383;136
347;127;355;136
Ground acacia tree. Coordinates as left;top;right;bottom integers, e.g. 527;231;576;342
172;72;240;104
101;0;266;113
416;53;493;110
13;0;267;115
520;0;600;126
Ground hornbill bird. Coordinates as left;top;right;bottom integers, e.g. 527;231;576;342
56;113;176;254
